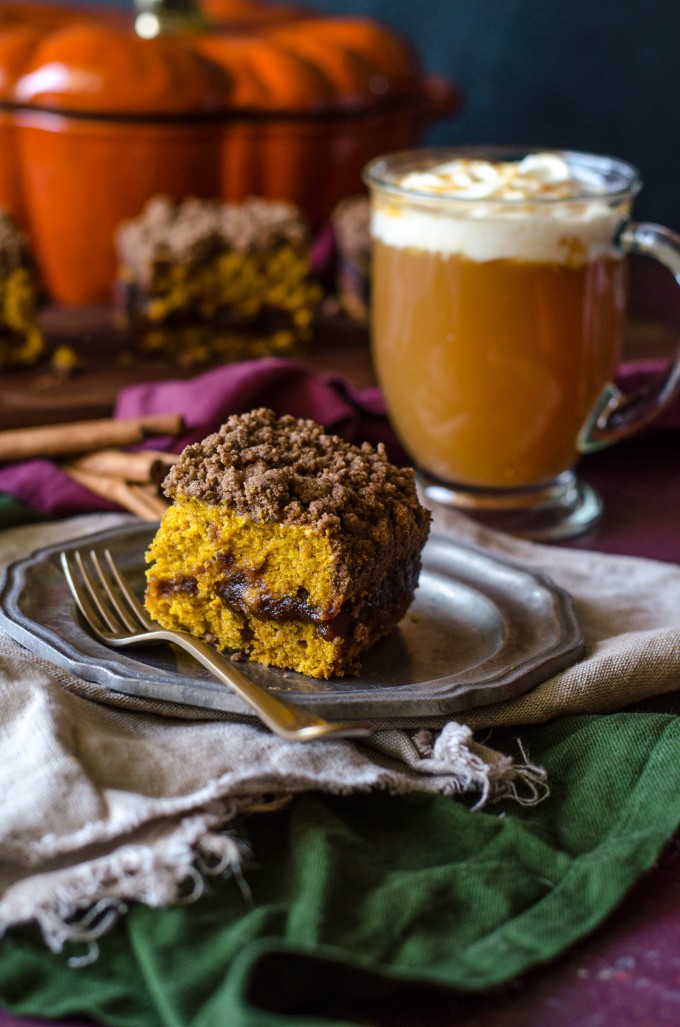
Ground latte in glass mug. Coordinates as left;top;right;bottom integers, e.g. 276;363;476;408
363;147;680;538
368;151;627;488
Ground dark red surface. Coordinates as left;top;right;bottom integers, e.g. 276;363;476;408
577;431;680;565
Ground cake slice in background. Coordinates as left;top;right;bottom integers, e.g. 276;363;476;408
330;194;371;324
145;408;431;679
115;196;323;366
0;210;44;369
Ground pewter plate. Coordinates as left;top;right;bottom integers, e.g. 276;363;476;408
0;522;584;721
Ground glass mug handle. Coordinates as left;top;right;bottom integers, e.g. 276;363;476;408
578;222;680;453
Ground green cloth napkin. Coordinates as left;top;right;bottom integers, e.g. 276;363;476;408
0;712;678;1026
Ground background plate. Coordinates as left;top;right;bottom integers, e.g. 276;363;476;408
0;522;584;721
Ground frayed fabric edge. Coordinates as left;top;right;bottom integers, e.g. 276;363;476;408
0;802;252;966
0;726;549;960
373;723;550;810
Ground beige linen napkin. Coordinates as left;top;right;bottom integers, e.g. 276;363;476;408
0;509;678;956
427;506;680;728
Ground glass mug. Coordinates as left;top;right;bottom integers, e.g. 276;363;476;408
363;147;680;539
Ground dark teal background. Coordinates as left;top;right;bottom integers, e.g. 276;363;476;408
78;0;680;229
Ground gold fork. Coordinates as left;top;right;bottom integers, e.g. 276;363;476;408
60;548;370;743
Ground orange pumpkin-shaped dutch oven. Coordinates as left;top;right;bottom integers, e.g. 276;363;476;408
0;0;459;306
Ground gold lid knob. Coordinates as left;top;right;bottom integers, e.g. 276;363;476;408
134;0;210;38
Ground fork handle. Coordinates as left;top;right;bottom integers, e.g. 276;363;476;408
156;629;369;742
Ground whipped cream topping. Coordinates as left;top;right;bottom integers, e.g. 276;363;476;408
371;153;625;265
398;152;607;200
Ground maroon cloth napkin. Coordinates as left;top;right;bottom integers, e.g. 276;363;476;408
0;356;676;519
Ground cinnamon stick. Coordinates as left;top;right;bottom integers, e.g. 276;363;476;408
67;448;178;484
0;414;184;463
126;483;170;520
62;465;168;521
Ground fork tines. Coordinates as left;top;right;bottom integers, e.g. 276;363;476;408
60;548;151;639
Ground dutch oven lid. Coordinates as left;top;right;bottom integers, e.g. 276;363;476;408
6;1;232;118
1;0;456;122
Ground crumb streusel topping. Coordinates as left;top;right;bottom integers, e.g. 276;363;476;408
163;407;426;539
117;196;309;288
0;211;32;275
